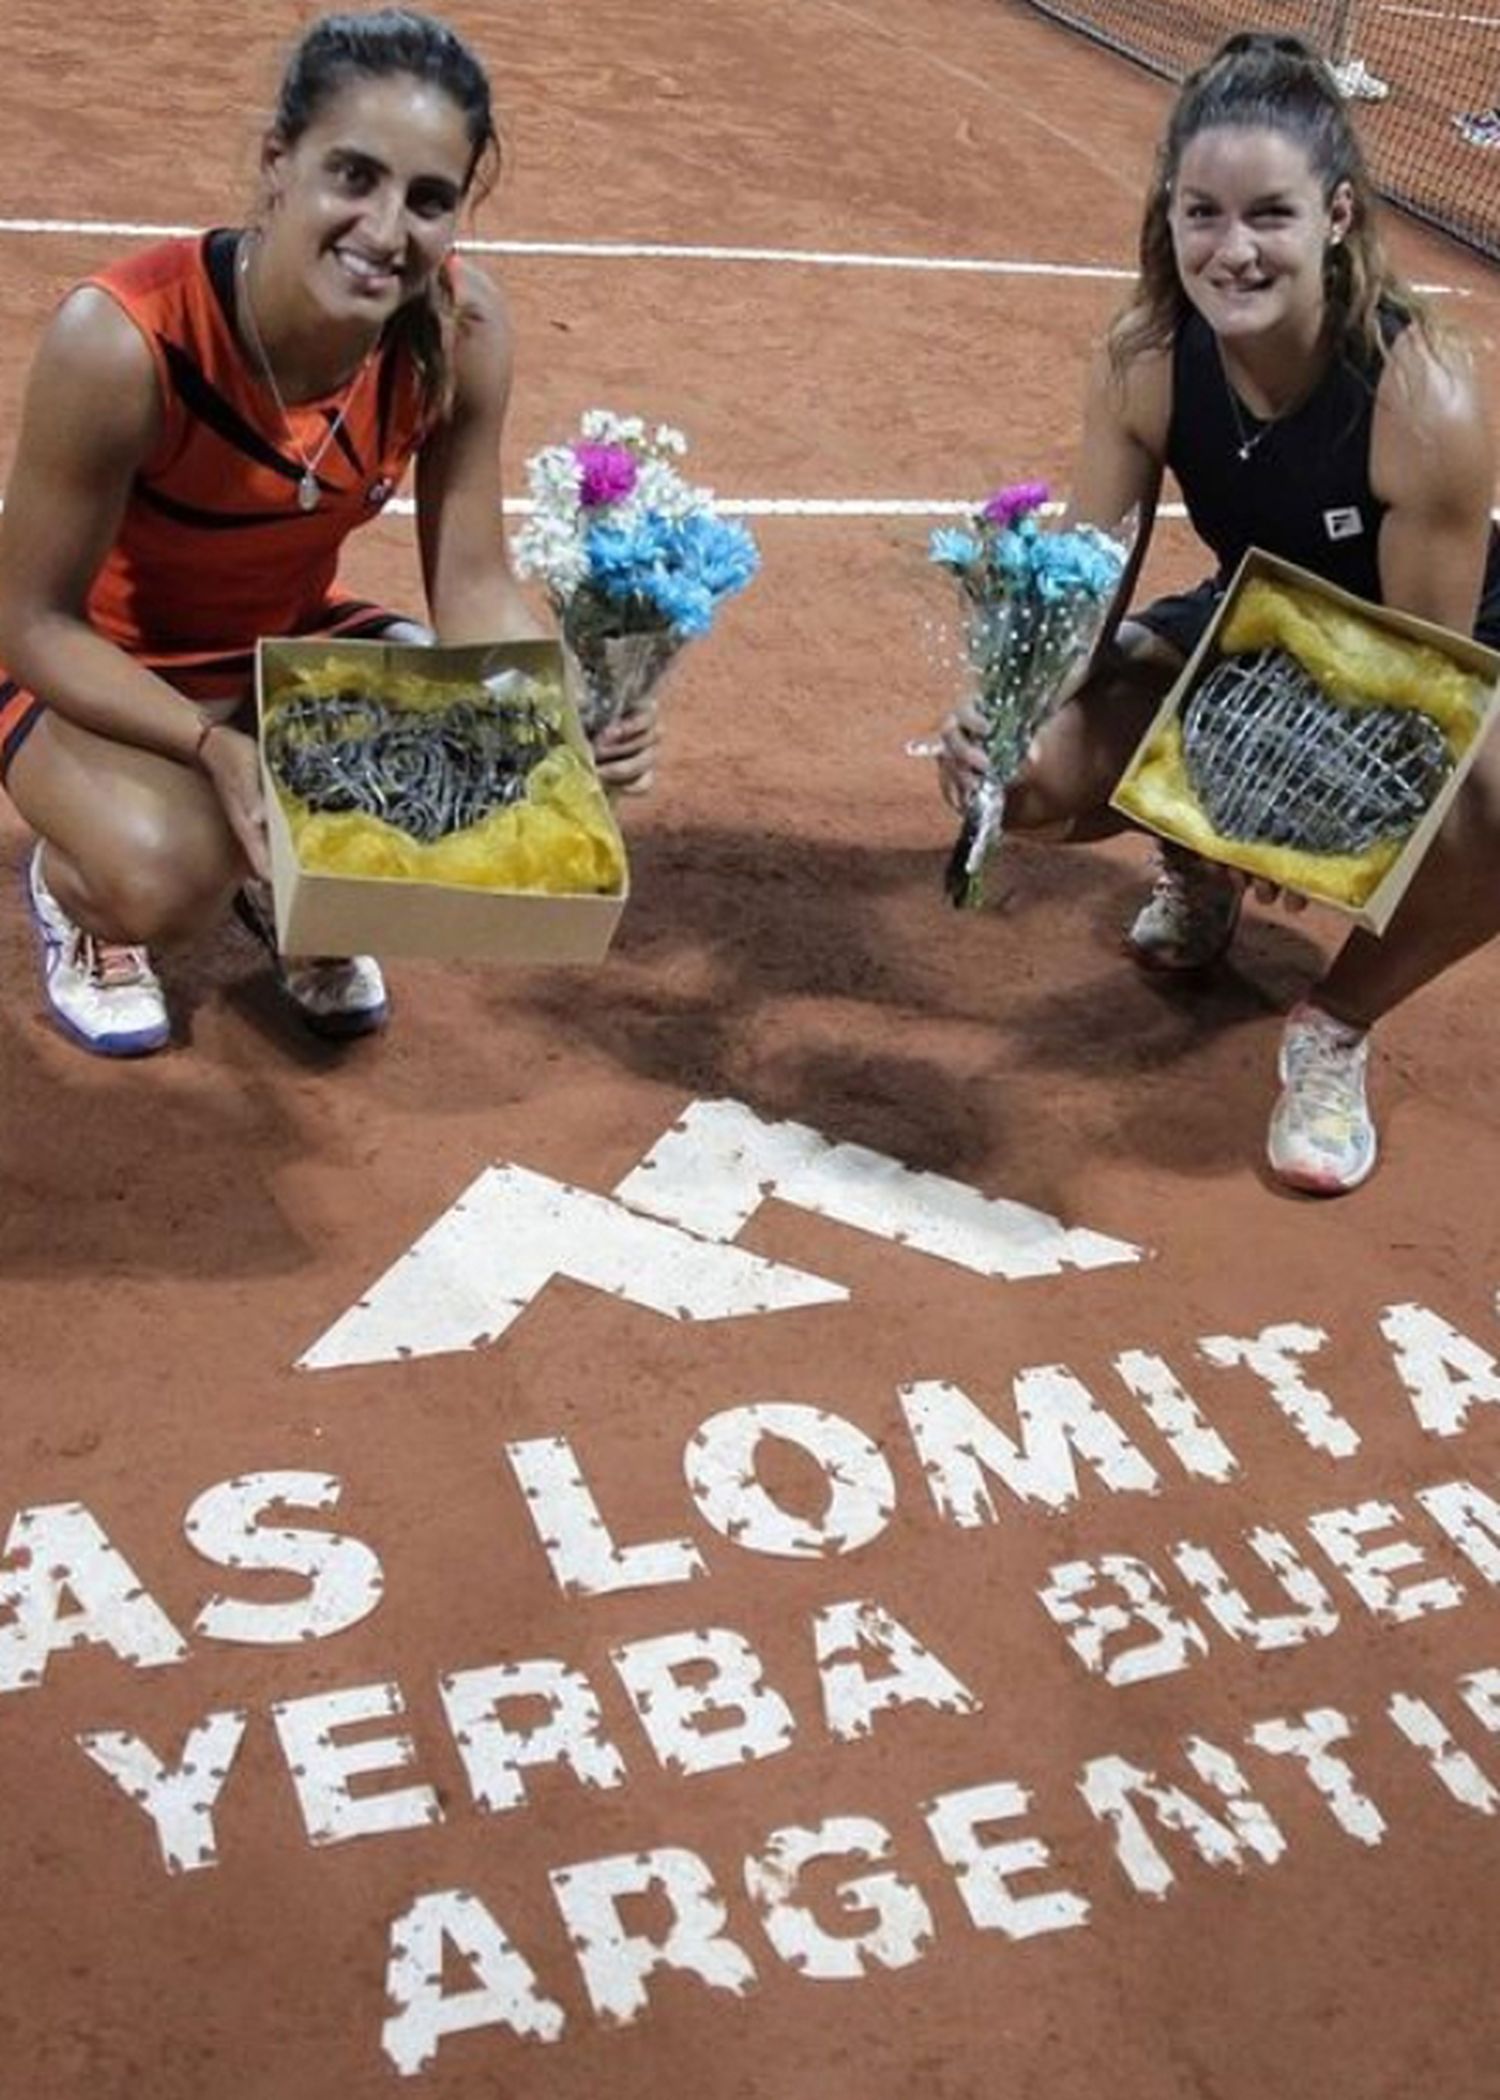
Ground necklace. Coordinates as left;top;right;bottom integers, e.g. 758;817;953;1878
1219;369;1275;462
1213;339;1293;465
236;233;379;512
1227;400;1273;463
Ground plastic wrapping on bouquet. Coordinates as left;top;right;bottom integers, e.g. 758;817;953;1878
563;617;683;739
945;775;1007;910
927;495;1138;912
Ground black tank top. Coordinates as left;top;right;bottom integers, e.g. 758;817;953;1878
1168;305;1500;644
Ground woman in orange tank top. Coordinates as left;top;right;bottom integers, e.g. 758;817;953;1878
0;8;656;1057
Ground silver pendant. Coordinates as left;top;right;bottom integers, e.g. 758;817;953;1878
297;472;320;512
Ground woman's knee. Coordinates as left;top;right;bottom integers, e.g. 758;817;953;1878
1002;753;1107;835
1003;648;1176;838
1410;750;1500;923
1000;711;1139;836
65;819;241;945
1458;737;1500;842
14;717;244;942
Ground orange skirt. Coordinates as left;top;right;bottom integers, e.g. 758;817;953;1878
0;596;409;782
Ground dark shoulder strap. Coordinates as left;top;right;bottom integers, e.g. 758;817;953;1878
203;228;240;339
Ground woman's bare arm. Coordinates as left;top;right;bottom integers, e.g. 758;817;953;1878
0;288;208;765
1372;328;1497;633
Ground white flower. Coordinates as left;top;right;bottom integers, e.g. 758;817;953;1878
512;513;589;591
525;444;583;514
652;423;689;456
633;458;715;521
579;407;643;446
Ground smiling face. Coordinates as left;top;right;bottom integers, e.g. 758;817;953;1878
261;73;475;327
1169;124;1353;349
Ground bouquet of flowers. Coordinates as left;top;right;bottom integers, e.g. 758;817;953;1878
512;410;761;737
929;481;1133;907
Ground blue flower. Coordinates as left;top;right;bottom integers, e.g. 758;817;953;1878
649;570;715;636
984;525;1035;584
677;514;761;600
929;527;981;571
584;511;760;638
584;522;654;593
1006;527;1125;604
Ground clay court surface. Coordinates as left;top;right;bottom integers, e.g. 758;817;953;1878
4;0;1500;2093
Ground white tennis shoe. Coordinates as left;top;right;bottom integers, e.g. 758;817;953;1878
1267;1001;1377;1195
1126;848;1245;973
24;843;171;1057
277;953;390;1038
234;881;389;1039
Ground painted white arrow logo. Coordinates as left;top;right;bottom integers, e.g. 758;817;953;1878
300;1098;1143;1371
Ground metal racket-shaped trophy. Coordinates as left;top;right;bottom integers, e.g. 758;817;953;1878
1112;556;1500;933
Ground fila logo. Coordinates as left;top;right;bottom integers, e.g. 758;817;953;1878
300;1097;1143;1370
1324;506;1364;542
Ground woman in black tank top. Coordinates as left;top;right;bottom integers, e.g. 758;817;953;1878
937;30;1500;1198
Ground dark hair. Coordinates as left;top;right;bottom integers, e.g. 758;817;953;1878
271;9;503;413
1110;30;1433;373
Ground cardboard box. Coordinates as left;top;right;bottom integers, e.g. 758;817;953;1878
1110;549;1500;933
257;635;628;964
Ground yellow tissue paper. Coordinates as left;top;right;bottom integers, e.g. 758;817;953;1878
1220;578;1482;755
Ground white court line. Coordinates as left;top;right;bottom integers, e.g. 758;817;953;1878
0;215;1130;282
466;238;1135;280
0;493;1496;521
0;216;1468;295
1377;4;1500;20
384;495;1196;519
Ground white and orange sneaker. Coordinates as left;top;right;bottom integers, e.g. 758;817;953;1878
234;881;389;1040
1126;848;1245;973
277;954;390;1039
1267;1001;1377;1195
24;844;171;1057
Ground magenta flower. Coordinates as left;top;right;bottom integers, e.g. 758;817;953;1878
573;442;639;508
982;479;1050;527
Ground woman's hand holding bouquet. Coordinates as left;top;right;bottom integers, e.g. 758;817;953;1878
929;481;1133;906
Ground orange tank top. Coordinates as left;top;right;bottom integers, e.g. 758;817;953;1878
83;230;428;687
